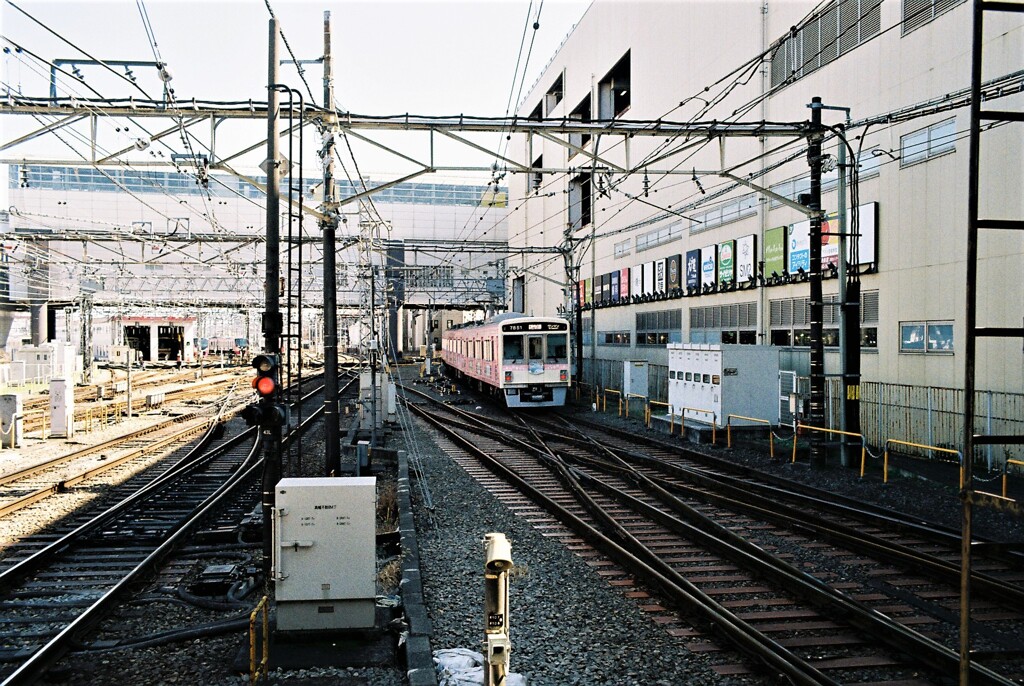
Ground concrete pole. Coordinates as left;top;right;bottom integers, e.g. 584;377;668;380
807;97;826;466
322;10;341;476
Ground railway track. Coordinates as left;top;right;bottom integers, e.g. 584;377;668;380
404;388;1024;685
18;370;246;437
0;373;341;685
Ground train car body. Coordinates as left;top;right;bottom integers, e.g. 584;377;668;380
441;314;570;408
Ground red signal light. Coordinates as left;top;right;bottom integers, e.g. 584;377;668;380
255;376;276;396
504;371;512;382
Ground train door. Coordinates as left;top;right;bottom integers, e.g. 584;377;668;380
528;335;544;373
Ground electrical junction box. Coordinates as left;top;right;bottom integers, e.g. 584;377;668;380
667;344;780;426
274;477;377;631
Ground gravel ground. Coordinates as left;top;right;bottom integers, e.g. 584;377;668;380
28;367;1024;686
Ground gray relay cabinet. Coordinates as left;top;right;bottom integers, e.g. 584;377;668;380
273;477;377;631
667;344;780;426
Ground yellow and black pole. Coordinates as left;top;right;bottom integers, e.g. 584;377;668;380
483;533;512;686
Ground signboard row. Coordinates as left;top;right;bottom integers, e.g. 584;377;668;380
576;202;877;306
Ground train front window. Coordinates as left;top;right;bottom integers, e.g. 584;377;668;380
503;335;524;362
528;336;544;361
547;334;567;362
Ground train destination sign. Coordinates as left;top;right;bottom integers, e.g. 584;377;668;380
502;322;568;332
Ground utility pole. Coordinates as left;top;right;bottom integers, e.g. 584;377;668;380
370;261;378;448
807;97;826;465
321;10;341;476
562;231;583;390
834;118;862;467
261;17;284;580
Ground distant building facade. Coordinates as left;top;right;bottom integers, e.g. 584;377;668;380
5;166;509;357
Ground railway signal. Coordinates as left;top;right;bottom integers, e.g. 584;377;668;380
241;353;287;427
252;353;280;399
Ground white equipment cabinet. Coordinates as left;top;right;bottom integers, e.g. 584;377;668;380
274;477;377;631
49;378;74;439
667;344;780;425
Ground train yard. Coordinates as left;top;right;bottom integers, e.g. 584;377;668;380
0;364;1022;685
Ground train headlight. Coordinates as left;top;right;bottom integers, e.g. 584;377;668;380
559;370;567;381
504;371;513;382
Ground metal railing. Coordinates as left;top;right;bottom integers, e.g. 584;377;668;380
727;415;775;459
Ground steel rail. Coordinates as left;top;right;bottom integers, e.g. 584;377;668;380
529;413;1024;609
565;412;1024;563
409;403;837;686
0;412;220;518
0;411;204;487
553;419;1017;685
411;397;1019;685
0;375;340;685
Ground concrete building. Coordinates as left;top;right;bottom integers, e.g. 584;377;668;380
510;0;1022;454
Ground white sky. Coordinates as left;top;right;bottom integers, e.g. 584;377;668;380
1;0;592;197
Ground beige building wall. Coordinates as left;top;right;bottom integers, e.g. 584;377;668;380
510;0;1023;395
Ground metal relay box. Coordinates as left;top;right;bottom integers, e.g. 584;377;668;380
273;477;377;631
622;360;649;398
667;344;780;426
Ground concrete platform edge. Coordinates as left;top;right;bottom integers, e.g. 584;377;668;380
398;449;438;686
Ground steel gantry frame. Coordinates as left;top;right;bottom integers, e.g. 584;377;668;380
0;97;817;311
2;93;836;432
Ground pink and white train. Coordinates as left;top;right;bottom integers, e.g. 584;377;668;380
440;314;571;408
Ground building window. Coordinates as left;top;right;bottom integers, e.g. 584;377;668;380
545;72;564;114
528;102;542;122
770;290;878;348
598;51;630;120
568;172;592;230
769;149;882;208
637;221;684;251
690;302;758;345
598;331;631;346
636;309;682;346
770;0;882;88
900;320;954;353
689;193;758;234
614;239;631;258
903;0;965;35
900;118;957;166
568;94;592;158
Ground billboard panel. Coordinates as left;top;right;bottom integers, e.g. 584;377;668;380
700;245;717;288
655;259;666;293
666;254;681;291
791;202;879;270
764;226;787;277
685;249;700;289
611;271;620;302
631;264;643;296
718;240;735;286
736;234;756;282
620;268;630;300
788;222;811;273
643;261;655;295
